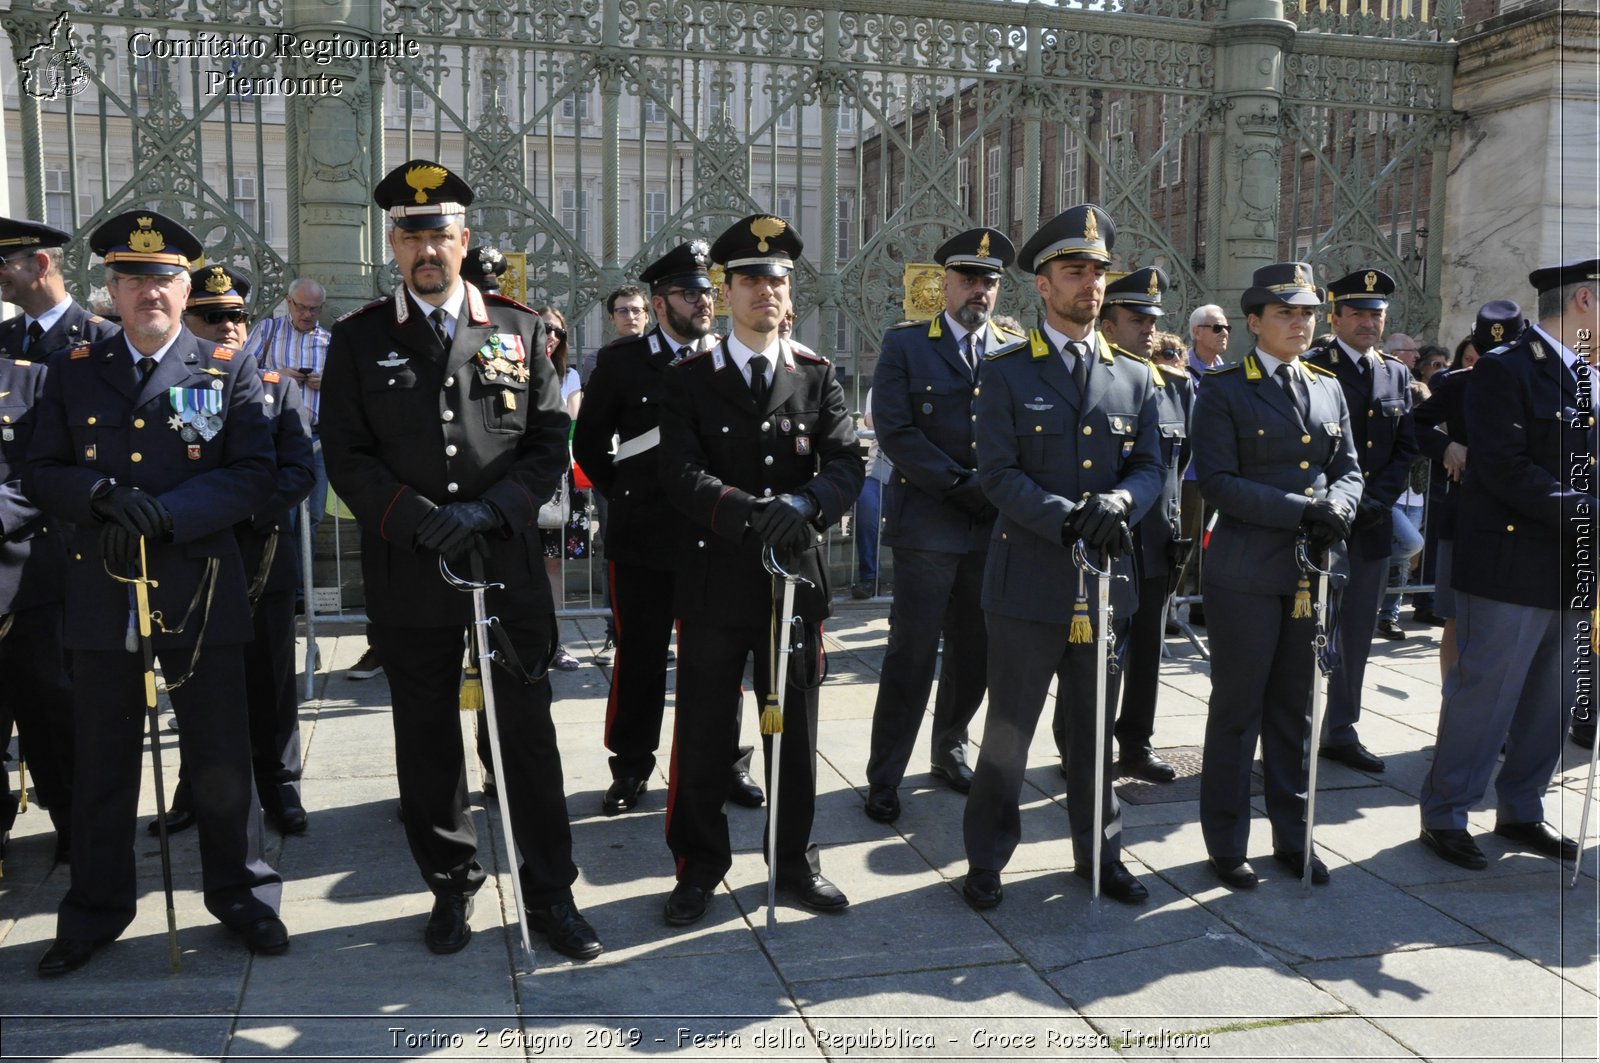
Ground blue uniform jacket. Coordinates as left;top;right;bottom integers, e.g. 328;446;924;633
0;356;64;613
1411;365;1472;541
1452;330;1598;611
975;329;1164;623
1126;353;1192;581
237;369;316;597
1191;351;1364;596
0;300;118;361
24;330;275;650
873;315;1024;554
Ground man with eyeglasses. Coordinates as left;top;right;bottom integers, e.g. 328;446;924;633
1180;305;1231;626
0;218;118;359
239;278;333;638
574;242;765;816
26;210;286;975
606;285;651;340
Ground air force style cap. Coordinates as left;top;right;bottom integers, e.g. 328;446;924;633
1017;204;1115;273
1103;266;1169;316
1472;299;1525;353
639;239;714;290
935;228;1015;278
375;160;474;230
0;217;70;254
186;264;251;310
460;244;507;291
1327;268;1395;309
1240;261;1323;313
1528;257;1600;295
710;215;802;277
90;210;203;276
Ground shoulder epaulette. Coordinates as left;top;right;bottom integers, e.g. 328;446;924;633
1205;362;1241;375
886;320;920;330
211;346;232;361
88;314;106;324
1303;360;1337;378
672;347;711;366
1110;344;1148;364
992;323;1025;339
12;358;31;367
1379;352;1406;366
263;370;281;384
69;342;91;360
483;291;539;315
793;348;829;365
985;338;1029;361
336;298;386;323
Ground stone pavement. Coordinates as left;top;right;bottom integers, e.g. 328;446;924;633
0;606;1596;1061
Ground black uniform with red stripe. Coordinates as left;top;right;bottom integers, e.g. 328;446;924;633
320;283;579;905
657;338;863;889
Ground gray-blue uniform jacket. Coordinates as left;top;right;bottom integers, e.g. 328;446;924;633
25;331;276;650
975;329;1164;620
0;301;117;361
1191;350;1364;592
874;314;1024;554
1125;352;1192;582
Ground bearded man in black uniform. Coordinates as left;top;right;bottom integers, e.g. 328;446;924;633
27;211;285;975
320;161;602;960
656;214;864;927
573;240;763;817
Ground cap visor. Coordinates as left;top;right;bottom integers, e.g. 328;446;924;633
110;261;187;276
392;214;455;231
727;263;791;277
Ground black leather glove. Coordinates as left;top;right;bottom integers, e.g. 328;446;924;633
749;492;818;553
946;474;992;517
1066;491;1131;548
90;483;172;540
100;521;141;568
1352;498;1389;532
250;512;282;536
1301;497;1353;555
414;501;504;557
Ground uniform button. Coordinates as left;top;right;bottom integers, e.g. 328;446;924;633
447;482;460;494
762;421;772;431
445;444;458;456
1081;459;1092;469
74;553;81;561
798;423;806;431
131;452;142;462
970;442;976;449
697;540;705;548
133;418;144;429
388;378;396;386
762;488;773;497
971;414;977;422
1368;410;1375;417
925;385;933;391
1305;488;1315;497
1301;434;1311;444
1299;461;1309;469
1082;426;1092;436
1257;428;1265;436
87;416;97;425
1000;531;1007;540
973;387;981;395
763;455;774;465
1034;425;1042;433
1366;440;1373;448
721;426;730;433
442;410;455;422
900;477;907;484
1506;524;1515;532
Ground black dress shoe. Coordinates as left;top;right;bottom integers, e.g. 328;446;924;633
962;868;1003;910
1209;857;1258;890
424;893;474;954
778;873;849;911
1273;850;1330;884
38;937;104;976
1119;747;1177;783
601;777;646;815
1572;721;1597;750
1320;742;1385;772
1420;827;1487;870
1074;861;1149;904
1494;821;1579;861
863;785;900;823
481;767;497;800
727;770;765;808
1412;607;1446;627
929;760;974;794
269;806;309;835
240;916;290;955
147;806;196;835
1375;618;1407;641
527;902;603;960
664;881;711;927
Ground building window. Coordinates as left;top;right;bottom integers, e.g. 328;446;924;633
561;185;590;250
561;90;591;123
1103;99;1132;163
44;169;73;230
1012;166;1025;221
776;104;795;132
837;107;854;134
836;193;855;260
643;95;667;125
1159;100;1184;188
835;314;853;357
984;144;1002;229
776;188;795;221
957;157;970;216
644;188;667;241
1060;138;1082;208
233;173;272;241
480;62;510;115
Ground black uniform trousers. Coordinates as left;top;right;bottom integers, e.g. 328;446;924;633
1114;571;1169;752
603;561;677;780
967;611;1124;872
243;586;302;815
0;602;73;834
1198;583;1315;860
369;619;577;907
667;617;821;889
865;547;986;788
1323;547;1386;748
59;644;280;942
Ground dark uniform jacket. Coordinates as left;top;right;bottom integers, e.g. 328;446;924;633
0;300;117;361
25;330;275;650
1411;365;1471;541
572;326;696;570
975;329;1164;622
1304;339;1418;560
238;370;316;598
0;357;64;613
658;339;864;629
1191;350;1364;595
1453;328;1598;611
1121;351;1191;582
874;315;1023;554
321;284;566;627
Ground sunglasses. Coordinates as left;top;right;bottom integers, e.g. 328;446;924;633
547;325;568;340
1200;323;1231;333
200;310;250;325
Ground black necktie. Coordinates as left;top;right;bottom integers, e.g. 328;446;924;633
24;320;43;353
963;334;978;379
429;308;450;350
1277;363;1308;423
136;356;156;384
748;354;770;410
1069;341;1088;396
